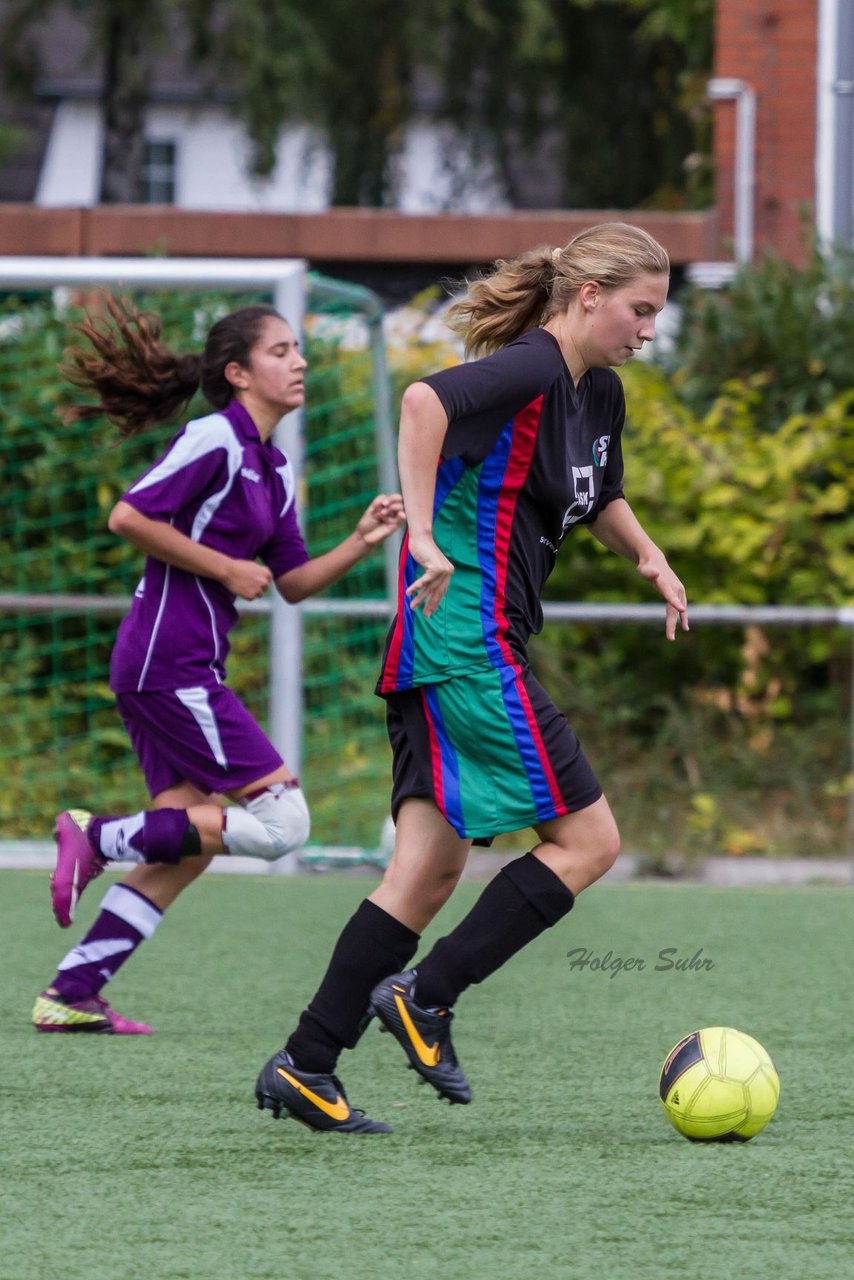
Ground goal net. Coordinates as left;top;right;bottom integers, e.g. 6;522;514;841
0;259;398;854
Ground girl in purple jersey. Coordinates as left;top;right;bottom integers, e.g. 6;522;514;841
33;297;403;1036
254;223;690;1134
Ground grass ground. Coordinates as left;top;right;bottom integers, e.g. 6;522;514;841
2;871;852;1280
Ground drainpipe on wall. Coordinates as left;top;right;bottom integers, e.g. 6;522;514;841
707;77;757;263
687;78;757;288
817;0;854;247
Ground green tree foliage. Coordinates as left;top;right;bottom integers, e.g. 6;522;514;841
436;0;713;209
538;358;852;732
0;0;167;202
668;239;854;422
0;0;713;207
182;0;325;181
0;122;26;167
258;1;416;206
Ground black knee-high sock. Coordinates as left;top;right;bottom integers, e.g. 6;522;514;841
285;899;419;1074
414;852;574;1009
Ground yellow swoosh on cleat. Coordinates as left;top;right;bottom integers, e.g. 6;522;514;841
276;1068;350;1121
394;995;440;1066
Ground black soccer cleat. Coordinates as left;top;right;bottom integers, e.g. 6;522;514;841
255;1049;392;1134
369;970;472;1105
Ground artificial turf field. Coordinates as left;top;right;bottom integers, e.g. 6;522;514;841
2;870;852;1280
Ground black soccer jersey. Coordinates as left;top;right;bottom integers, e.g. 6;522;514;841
379;327;625;692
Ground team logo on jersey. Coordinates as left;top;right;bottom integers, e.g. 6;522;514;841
560;465;596;533
592;435;610;467
241;466;261;484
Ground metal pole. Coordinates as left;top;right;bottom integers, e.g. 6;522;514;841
271;261;308;778
816;0;840;245
832;0;854;244
733;84;756;263
367;314;402;603
850;623;854;883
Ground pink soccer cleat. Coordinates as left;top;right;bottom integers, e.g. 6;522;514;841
51;809;106;928
32;989;152;1035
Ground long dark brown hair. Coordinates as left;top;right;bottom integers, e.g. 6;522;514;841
61;296;283;437
446;222;670;358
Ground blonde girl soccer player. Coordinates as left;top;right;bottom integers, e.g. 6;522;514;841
255;222;689;1133
33;299;403;1036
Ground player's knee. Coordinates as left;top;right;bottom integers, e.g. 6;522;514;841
430;864;464;906
559;818;620;885
222;784;311;861
589;821;621;879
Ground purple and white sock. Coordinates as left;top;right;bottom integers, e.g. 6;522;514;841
52;883;163;1004
90;813;146;863
89;809;196;865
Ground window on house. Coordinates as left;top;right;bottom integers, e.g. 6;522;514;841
142;140;177;204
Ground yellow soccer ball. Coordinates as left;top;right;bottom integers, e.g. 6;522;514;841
659;1026;780;1142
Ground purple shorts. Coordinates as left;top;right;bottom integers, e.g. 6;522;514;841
115;686;284;799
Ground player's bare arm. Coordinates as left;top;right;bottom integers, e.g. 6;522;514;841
108;500;272;599
588;496;689;639
275;493;404;603
397;380;454;617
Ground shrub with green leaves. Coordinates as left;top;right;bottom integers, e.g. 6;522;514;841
667;238;854;423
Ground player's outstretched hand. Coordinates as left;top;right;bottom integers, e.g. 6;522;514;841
636;552;689;640
357;494;406;546
223;558;273;600
406;533;454;618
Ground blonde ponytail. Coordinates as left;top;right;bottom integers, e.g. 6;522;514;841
445;245;556;359
446;222;669;358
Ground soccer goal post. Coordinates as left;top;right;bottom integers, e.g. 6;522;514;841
0;256;399;853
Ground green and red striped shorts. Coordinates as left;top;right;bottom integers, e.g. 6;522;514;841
385;664;602;842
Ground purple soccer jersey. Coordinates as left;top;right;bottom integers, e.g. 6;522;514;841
110;399;309;693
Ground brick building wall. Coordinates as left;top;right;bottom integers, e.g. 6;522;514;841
714;0;818;261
